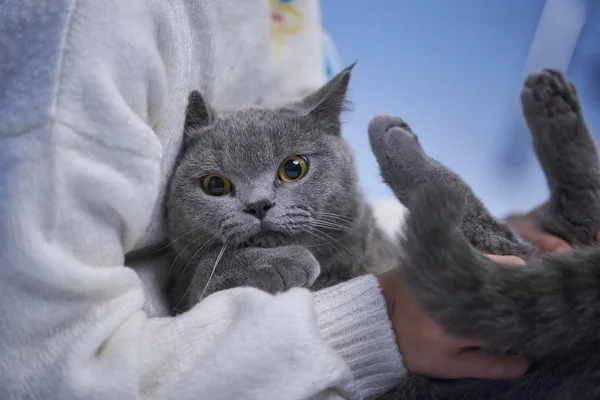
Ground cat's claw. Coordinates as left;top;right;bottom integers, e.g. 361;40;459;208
521;69;581;119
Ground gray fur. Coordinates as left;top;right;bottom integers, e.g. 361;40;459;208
374;70;600;399
521;70;600;245
368;115;535;259
166;66;399;312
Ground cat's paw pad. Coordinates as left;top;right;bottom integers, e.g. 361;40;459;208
368;114;415;137
521;69;581;119
368;114;424;169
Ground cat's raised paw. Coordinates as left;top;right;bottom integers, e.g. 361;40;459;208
521;69;581;120
368;114;425;173
368;114;414;137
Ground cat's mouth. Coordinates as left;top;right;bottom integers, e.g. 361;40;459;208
240;230;298;249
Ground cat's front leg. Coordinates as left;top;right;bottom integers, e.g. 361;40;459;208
174;245;321;312
210;246;321;295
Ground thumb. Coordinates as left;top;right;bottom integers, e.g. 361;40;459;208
438;349;528;380
508;217;571;252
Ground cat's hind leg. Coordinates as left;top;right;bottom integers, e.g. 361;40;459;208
368;114;435;207
521;69;600;244
368;114;534;257
368;114;477;211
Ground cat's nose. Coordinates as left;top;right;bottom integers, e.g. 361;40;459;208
244;200;274;220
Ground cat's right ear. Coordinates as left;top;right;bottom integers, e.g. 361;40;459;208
293;63;354;134
184;90;214;143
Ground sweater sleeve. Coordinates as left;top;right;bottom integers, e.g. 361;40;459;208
315;276;407;399
0;1;406;399
0;121;404;400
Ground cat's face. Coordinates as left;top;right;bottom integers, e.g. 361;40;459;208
166;67;361;254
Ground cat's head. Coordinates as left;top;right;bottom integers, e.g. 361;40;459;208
166;66;361;254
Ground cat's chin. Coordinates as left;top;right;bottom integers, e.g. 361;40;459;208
241;232;298;249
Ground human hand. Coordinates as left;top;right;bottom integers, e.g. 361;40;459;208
506;212;600;253
378;254;528;380
506;213;571;253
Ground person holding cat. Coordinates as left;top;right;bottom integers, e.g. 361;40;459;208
0;1;533;399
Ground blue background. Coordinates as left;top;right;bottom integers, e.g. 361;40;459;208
321;0;600;216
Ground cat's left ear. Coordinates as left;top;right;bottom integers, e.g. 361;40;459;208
183;90;215;145
297;63;354;134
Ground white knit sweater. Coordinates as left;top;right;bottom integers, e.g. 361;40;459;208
0;1;405;399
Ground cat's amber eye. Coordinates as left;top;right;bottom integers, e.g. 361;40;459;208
278;155;309;182
201;174;232;196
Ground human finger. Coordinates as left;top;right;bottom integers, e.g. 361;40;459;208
536;235;571;253
433;349;528;380
485;254;526;265
510;219;571;252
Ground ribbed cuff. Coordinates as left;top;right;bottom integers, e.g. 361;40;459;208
314;275;406;400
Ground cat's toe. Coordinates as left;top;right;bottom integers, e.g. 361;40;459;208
368;114;414;137
522;73;551;108
369;114;422;170
276;245;321;288
521;69;581;118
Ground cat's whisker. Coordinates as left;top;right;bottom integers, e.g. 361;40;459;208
198;240;230;302
304;240;338;248
312;226;370;270
312;220;367;241
312;220;369;243
318;212;356;224
304;227;346;247
172;238;226;312
306;228;343;258
156;225;206;252
167;232;213;275
312;221;352;234
305;231;339;256
318;211;354;220
313;217;353;229
180;236;218;275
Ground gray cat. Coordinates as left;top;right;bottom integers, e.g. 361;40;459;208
374;70;600;399
166;66;399;313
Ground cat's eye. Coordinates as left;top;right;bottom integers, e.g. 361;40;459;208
201;174;232;196
278;155;309;182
